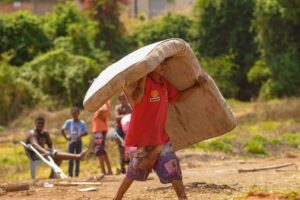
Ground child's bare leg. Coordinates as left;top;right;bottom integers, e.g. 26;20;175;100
113;177;133;200
104;153;113;174
98;155;106;174
171;180;187;200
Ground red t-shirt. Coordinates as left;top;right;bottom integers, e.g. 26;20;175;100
125;76;179;147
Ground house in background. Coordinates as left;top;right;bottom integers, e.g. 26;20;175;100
129;0;196;19
0;0;195;18
0;0;81;15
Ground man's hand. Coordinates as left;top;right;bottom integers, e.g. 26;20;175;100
197;73;209;86
42;151;51;157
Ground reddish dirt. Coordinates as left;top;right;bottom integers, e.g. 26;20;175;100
0;151;299;200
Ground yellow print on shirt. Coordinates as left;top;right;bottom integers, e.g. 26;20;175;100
150;90;160;102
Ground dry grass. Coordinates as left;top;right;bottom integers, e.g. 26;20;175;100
1;98;300;181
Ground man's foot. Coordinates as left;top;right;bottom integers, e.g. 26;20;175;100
106;171;113;175
79;149;88;160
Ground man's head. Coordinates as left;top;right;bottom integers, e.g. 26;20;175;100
118;92;128;105
71;106;80;120
152;58;171;77
35;116;45;132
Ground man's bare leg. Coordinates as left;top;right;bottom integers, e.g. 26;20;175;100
171;180;188;200
98;155;106;174
54;150;87;160
113;177;134;200
104;153;113;175
49;159;63;178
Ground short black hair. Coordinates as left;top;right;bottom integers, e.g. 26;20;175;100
71;106;80;113
35;116;45;123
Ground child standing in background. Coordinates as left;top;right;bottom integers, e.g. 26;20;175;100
92;101;113;175
61;106;88;177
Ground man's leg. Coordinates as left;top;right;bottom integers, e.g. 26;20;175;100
113;177;133;200
104;153;113;175
75;140;82;177
98;155;106;174
52;150;86;161
154;142;187;199
171;180;188;200
68;142;75;177
49;159;63;178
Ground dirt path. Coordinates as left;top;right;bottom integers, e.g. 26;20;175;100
0;152;299;200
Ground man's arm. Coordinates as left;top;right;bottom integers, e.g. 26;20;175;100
80;122;88;138
130;77;146;105
115;105;124;122
176;73;209;102
28;132;50;155
61;129;70;141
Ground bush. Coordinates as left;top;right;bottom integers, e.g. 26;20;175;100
130;13;193;47
0;63;41;124
21;49;101;106
201;54;239;98
253;0;300;98
0;12;51;66
244;135;268;155
193;0;258;100
45;2;109;63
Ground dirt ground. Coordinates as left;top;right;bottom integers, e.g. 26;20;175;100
0;151;299;200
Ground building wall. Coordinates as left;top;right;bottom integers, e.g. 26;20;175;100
0;0;81;15
129;0;196;19
31;0;57;15
0;2;32;14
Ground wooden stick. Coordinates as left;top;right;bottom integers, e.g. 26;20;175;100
238;163;296;173
0;184;29;192
54;181;102;187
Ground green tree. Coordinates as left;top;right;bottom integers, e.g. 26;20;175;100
253;0;300;99
0;62;41;124
0;12;51;66
44;2;109;63
21;49;101;106
131;13;193;47
193;0;258;100
201;54;239;98
82;0;129;57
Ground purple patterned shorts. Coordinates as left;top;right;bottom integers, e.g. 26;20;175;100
126;142;182;184
94;132;106;156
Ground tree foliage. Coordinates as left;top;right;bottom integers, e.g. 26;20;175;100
193;0;258;100
253;0;300;99
201;54;239;98
130;13;193;47
21;49;101;106
44;2;109;63
0;63;41;124
0;12;51;66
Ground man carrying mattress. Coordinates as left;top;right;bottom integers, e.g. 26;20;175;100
113;59;208;200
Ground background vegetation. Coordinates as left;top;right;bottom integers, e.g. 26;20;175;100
0;0;299;125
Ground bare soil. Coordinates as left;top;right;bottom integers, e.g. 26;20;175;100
0;151;299;200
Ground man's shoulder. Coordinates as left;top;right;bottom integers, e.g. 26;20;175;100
115;104;122;110
79;120;86;125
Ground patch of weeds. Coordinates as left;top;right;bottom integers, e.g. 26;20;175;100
269;138;282;145
221;134;238;143
283;132;300;148
193;139;233;154
244;135;268;155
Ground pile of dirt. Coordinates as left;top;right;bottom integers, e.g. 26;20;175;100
245;191;300;200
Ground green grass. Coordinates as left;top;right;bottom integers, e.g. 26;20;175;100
193;138;233;154
0;136;122;182
244;135;268;155
283;132;300;148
